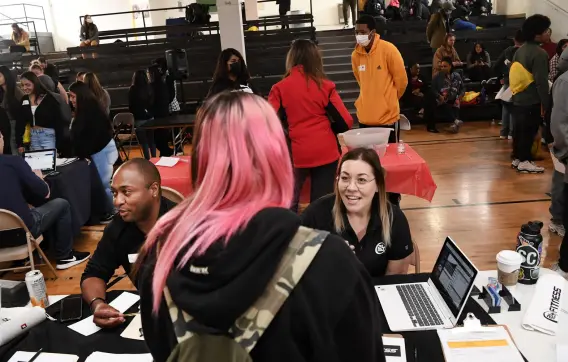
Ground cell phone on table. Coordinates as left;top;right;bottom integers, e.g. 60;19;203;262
59;296;83;322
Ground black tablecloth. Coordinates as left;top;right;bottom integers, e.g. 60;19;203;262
45;160;107;234
0;291;147;362
374;273;496;362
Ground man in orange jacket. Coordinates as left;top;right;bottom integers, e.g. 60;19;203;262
351;15;407;143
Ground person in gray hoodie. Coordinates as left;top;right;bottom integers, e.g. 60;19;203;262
550;57;568;280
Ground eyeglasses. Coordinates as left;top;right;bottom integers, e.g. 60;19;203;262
337;175;375;187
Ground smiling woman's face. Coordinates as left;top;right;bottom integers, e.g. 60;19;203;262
337;159;378;214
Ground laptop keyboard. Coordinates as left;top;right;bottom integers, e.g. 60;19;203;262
396;284;444;328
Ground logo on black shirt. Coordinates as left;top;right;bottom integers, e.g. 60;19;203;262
375;242;386;255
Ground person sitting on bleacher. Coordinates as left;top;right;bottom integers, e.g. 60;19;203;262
207;48;257;98
79;15;99;58
38;57;59;87
426;1;454;51
84;72;111;116
29;64;69;104
432;33;463;78
549;39;568;82
451;0;477;31
385;0;402;21
129;70;156;160
10;23;29;53
403;62;426;114
466;42;491;81
0;131;91;269
425;56;464;133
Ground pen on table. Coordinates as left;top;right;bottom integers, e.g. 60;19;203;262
123;312;139;317
26;348;43;362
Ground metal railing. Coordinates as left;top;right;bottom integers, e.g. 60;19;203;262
0;3;48;32
0;19;40;53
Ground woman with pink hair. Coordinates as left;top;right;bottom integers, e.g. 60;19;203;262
136;92;385;362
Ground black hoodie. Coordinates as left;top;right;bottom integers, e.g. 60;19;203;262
139;207;385;362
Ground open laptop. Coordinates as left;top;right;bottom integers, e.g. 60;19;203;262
376;237;478;332
23;149;57;173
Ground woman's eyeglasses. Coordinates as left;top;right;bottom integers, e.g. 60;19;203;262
337;176;375;187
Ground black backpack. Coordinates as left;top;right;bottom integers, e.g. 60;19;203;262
364;0;384;16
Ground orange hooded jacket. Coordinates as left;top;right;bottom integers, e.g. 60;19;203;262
351;33;407;126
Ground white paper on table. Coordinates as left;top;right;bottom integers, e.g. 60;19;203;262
437;326;524;362
496;85;512;102
7;351;79;362
382;336;406;361
551;151;566;174
155;157;179;167
558;344;568;362
120;314;144;340
85;352;153;362
68;292;140;336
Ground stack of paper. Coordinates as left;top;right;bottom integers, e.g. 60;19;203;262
437;326;524;362
7;351;78;362
155;157;179;167
85;352;153;362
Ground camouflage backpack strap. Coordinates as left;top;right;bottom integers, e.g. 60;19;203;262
164;286;198;344
231;226;329;352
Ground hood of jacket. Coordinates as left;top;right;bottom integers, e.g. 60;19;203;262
165;207;301;333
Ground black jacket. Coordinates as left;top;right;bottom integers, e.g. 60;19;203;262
128;86;153;121
70;105;113;158
17;92;66;149
150;78;171;119
139;207;385;362
207;78;257;98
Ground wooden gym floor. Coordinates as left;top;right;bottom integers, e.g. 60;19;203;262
7;121;561;296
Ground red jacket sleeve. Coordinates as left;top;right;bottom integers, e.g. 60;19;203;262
267;84;282;112
328;85;354;130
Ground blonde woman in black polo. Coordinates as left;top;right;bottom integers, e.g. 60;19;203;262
301;147;413;278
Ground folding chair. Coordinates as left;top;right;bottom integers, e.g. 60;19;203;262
161;186;185;204
112;112;139;161
0;209;57;278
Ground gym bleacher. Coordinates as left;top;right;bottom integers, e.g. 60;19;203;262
4;9;526;125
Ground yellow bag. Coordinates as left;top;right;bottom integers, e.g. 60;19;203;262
462;91;480;103
23;124;31;144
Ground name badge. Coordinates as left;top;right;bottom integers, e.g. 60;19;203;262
22;100;30;105
128;254;138;263
358;64;366;72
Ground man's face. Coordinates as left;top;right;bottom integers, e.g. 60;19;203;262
111;167;158;223
355;23;371;36
440;61;451;74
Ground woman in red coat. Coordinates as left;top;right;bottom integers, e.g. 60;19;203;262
269;39;353;212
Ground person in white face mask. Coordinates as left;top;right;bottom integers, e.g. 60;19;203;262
351;15;407;139
79;15;99;58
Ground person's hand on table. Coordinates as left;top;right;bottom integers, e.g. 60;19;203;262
93;302;125;328
33;169;44;179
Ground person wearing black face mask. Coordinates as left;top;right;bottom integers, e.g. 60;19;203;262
207;48;258;98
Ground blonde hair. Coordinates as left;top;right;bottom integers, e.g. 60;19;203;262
332;148;393;246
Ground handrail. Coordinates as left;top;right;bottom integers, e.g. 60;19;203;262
0;3;48;32
545;0;568;15
0;11;18;23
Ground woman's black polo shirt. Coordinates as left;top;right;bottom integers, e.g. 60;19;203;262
301;194;413;278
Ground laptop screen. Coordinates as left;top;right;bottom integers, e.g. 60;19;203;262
23;149;56;172
431;237;478;319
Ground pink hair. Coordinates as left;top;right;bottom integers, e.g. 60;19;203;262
144;92;294;312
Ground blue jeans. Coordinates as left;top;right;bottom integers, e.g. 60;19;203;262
29;198;73;259
500;101;514;137
135;120;156;160
30;128;56;150
91;139;119;213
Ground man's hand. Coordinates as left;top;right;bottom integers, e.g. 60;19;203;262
33;170;44;179
18;147;24;154
93;302;125;328
453;61;462;67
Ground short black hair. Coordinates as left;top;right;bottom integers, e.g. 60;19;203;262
118;158;162;190
557;39;568;56
521;14;551;42
356;15;376;31
514;29;523;43
440;56;454;72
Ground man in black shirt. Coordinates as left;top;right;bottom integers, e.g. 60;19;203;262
81;158;175;328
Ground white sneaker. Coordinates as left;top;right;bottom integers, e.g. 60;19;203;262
517;161;544;173
551;263;568;280
549;222;566;237
343;24;351;29
511;159;520;168
500;136;506;139
508;135;513;140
